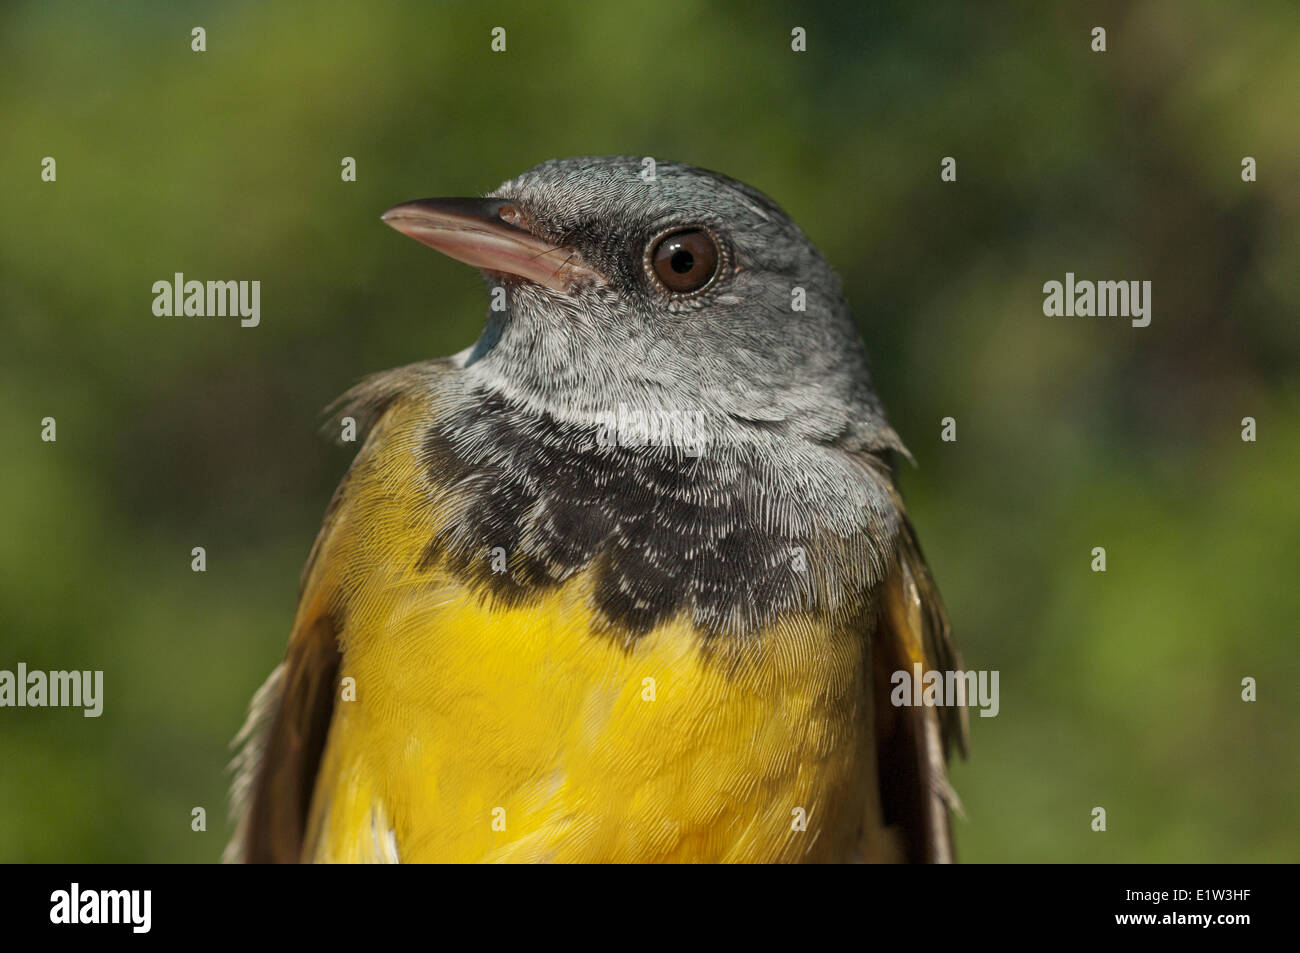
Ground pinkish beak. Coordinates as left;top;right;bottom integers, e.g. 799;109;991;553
381;197;602;293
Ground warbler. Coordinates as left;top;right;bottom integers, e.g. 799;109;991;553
226;156;966;864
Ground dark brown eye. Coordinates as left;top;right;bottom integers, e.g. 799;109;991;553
650;229;718;294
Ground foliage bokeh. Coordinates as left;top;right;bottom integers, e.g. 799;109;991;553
2;0;1297;861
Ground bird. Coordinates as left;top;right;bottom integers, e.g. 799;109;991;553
225;156;966;863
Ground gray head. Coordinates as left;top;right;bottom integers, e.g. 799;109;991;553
382;156;904;459
377;157;910;637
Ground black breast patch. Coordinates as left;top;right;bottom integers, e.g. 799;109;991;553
415;391;879;640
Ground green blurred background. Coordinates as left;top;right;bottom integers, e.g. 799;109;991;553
3;0;1297;862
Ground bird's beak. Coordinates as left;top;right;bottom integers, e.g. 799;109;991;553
381;197;601;293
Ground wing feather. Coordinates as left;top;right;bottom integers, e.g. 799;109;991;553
870;479;968;863
225;363;439;863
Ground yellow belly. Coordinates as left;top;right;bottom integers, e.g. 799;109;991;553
305;572;877;863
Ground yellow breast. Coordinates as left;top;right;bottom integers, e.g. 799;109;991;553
308;581;877;862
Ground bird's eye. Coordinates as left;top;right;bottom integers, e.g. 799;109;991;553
650;229;719;294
